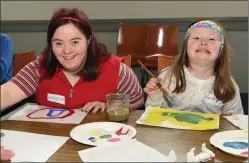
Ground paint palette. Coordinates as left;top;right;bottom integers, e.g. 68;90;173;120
70;122;137;146
210;130;248;158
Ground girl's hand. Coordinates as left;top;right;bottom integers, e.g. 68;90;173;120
143;77;162;95
82;101;105;114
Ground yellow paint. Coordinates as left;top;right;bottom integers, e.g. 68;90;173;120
138;107;219;130
91;130;101;136
243;130;248;134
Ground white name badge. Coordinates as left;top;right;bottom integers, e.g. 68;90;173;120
47;93;65;105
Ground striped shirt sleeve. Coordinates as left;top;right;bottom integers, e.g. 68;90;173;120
11;59;40;96
117;63;143;104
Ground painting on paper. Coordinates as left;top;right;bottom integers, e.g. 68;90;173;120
8;103;87;124
136;107;219;130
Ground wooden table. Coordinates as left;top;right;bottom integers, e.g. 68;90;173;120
1;110;248;162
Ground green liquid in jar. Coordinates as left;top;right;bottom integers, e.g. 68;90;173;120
107;107;129;122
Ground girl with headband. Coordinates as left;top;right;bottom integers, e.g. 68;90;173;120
1;8;144;113
144;20;243;115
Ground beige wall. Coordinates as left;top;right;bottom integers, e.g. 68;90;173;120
1;1;248;93
1;1;248;20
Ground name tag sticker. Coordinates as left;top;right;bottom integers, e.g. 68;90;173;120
47;93;65;105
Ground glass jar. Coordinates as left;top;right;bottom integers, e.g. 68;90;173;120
106;93;130;122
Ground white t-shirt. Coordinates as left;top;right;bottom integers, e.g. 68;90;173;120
145;66;244;114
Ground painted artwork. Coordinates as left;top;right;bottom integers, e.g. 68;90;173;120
136;107;219;130
8;103;87;124
1;129;69;162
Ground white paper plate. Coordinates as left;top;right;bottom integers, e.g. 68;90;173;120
210;130;248;158
70;122;137;146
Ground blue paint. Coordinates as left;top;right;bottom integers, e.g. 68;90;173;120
47;109;66;117
88;137;96;142
223;141;248;149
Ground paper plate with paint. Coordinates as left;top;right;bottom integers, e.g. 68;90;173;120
210;130;248;158
70;122;137;146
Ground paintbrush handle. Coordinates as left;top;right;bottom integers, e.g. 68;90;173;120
137;60;156;78
144;68;155;79
159;86;169;96
138;60;169;96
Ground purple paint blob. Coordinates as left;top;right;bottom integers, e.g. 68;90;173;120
223;141;248;149
88;137;96;142
107;138;121;142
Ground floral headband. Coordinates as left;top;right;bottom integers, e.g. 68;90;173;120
185;20;224;49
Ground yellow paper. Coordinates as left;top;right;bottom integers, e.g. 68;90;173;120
136;107;219;130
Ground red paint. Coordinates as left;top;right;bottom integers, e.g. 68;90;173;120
115;127;129;135
26;108;74;119
241;151;248;156
107;138;121;142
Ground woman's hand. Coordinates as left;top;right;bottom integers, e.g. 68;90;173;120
82;101;105;114
143;77;162;95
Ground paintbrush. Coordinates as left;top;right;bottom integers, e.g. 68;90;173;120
137;60;169;96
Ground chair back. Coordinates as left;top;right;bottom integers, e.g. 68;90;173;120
122;55;131;68
157;56;176;75
146;24;178;67
117;23;148;65
13;51;36;76
117;23;178;67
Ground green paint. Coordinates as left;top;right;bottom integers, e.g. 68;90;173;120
99;134;112;139
162;112;214;124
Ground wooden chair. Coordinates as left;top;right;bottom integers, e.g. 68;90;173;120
157;56;176;75
117;23;179;87
146;24;179;67
122;55;131;68
13;51;36;76
117;23;148;65
117;23;179;67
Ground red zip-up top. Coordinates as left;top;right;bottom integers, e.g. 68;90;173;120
12;55;143;109
36;55;119;109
